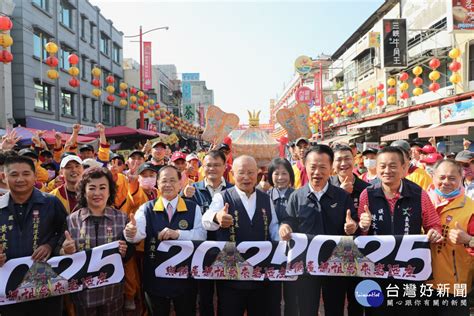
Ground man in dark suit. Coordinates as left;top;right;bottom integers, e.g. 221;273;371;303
279;145;357;316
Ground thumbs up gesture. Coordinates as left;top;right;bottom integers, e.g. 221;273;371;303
62;231;76;255
183;184;196;198
449;222;471;245
215;203;233;228
125;213;138;240
0;244;6;267
359;205;372;232
344;209;357;235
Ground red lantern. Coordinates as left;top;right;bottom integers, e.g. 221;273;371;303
119;91;127;98
429;58;440;69
91;79;101;87
137;99;144;105
149;105;155;111
449;61;461;72
401;92;409;99
368;95;375;102
0;16;13;31
387;87;396;95
45;56;59;67
130;87;137;94
399;72;409;81
69;77;79;88
377;99;384;106
429;82;440;92
68;54;79;65
377;83;384;91
107;95;115;103
130;103;137;110
347;96;353;103
0;50;13;63
106;75;115;84
412;77;423;86
143;108;149;114
360;90;367;97
143;95;148;101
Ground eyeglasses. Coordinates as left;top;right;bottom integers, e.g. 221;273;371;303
204;163;224;169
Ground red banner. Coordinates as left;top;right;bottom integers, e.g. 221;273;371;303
313;71;322;108
143;42;152;90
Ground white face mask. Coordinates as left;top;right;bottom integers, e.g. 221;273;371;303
139;176;157;189
364;159;376;169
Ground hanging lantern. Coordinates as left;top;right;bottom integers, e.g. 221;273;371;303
448;48;461;59
68;77;79;88
68;54;79;65
130;103;137;110
138;105;144;112
387;77;396;87
429;57;441;70
0;16;13;32
149;99;155;105
92;88;102;97
361;90;367;97
411;66;423;97
91;66;102;98
427;57;441;93
412;76;423;86
119;91;127;98
130;87;137;94
0;34;13;48
119;82;128;90
412;87;423;96
119;99;128;107
377;83;384;91
106;86;115;94
137;91;145;98
387;96;397;105
45;56;58;67
119;82;128;108
429;82;440;92
68;66;79;77
45;42;59;79
107;95;115;103
47;69;59;79
368;102;375;110
105;75;115;84
400;91;409;99
450;73;461;84
412;66;423;76
377;99;384;107
448;48;462;85
45;42;58;54
449;61;461;72
399;72;409;81
91;67;101;77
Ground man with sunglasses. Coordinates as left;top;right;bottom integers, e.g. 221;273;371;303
455;150;474;199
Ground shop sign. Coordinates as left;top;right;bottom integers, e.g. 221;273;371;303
408;107;441;127
440;99;474;123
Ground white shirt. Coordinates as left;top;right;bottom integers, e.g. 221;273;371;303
309;181;329;201
201;186;280;241
126;195;206;244
204;177;227;198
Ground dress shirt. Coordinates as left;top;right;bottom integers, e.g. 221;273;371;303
204;177;227;198
308;181;329;201
202;186;280;240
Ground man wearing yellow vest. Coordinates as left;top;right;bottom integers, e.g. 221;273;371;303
292;137;310;189
108;153;129;210
427;159;473;315
50;155;84;213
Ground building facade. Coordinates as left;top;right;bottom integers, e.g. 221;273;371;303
10;0;124;134
181;73;214;127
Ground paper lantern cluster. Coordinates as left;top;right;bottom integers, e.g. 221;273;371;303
0;16;13;63
91;67;102;97
387;77;397;105
154;109;202;137
428;57;440;92
119;82;128;107
105;75;115;103
129;87;137;110
448;48;461;85
412;65;423;96
399;72;409;100
68;54;79;88
45;42;59;80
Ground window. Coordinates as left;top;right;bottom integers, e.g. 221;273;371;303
112;43;121;63
160;84;171;103
34;82;51;111
81;56;87;80
60;46;71;70
470;43;474;81
90;61;96;81
61;91;74;116
102;103;111;124
89;22;95;45
100;32;109;55
115;108;122;125
91;99;97;121
32;0;49;11
81;15;87;39
82;96;88;120
114;76;121;94
33;29;49;60
102;69;110;89
59;1;73;29
357;49;373;76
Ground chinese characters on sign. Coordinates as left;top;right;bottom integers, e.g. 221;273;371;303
383;19;407;68
143;42;152;90
313;71;322;108
295;86;313;104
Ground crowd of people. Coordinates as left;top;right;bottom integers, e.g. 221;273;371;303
0;123;472;316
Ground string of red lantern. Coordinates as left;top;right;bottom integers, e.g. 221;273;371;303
91;67;102;98
105;75;115;103
387;77;397;105
0;15;13;64
129;87;137;110
399;72;409;100
448;48;461;85
428;57;441;92
68;54;80;88
45;42;59;80
119;82;128;107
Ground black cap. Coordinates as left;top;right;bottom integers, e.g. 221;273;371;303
18;148;39;159
217;143;230;151
362;148;378;156
39;150;53;157
79;144;94;152
137;162;159;175
109;153;125;163
41;162;57;170
128;150;145;159
455;150;473;162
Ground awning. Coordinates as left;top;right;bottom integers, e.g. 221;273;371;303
13;127;96;145
355;114;406;129
417;121;474;138
26;117;96;134
380;126;423;141
86;126;158;138
320;134;361;145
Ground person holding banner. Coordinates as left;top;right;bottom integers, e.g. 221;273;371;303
182;149;233;316
124;165;206;316
0;155;68;316
61;167;130;316
357;146;443;316
202;155;280;316
426;159;473;316
279;145;357;316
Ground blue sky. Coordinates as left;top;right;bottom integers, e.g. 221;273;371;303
92;0;384;123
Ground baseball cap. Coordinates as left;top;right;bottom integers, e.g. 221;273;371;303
82;158;102;169
109;153;125;163
420;145;437;154
152;140;166;149
18;148;39;159
79;144;94;152
60;155;83;169
217;143;230;151
362;148;378;156
128;150;145;159
137;162;159;175
171;151;187;162
455;150;474;163
186;153;199;162
39;150;53;158
391;140;410;153
295;137;309;146
420;153;443;164
41;162;57;170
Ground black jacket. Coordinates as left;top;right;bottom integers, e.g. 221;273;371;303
283;182;355;235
